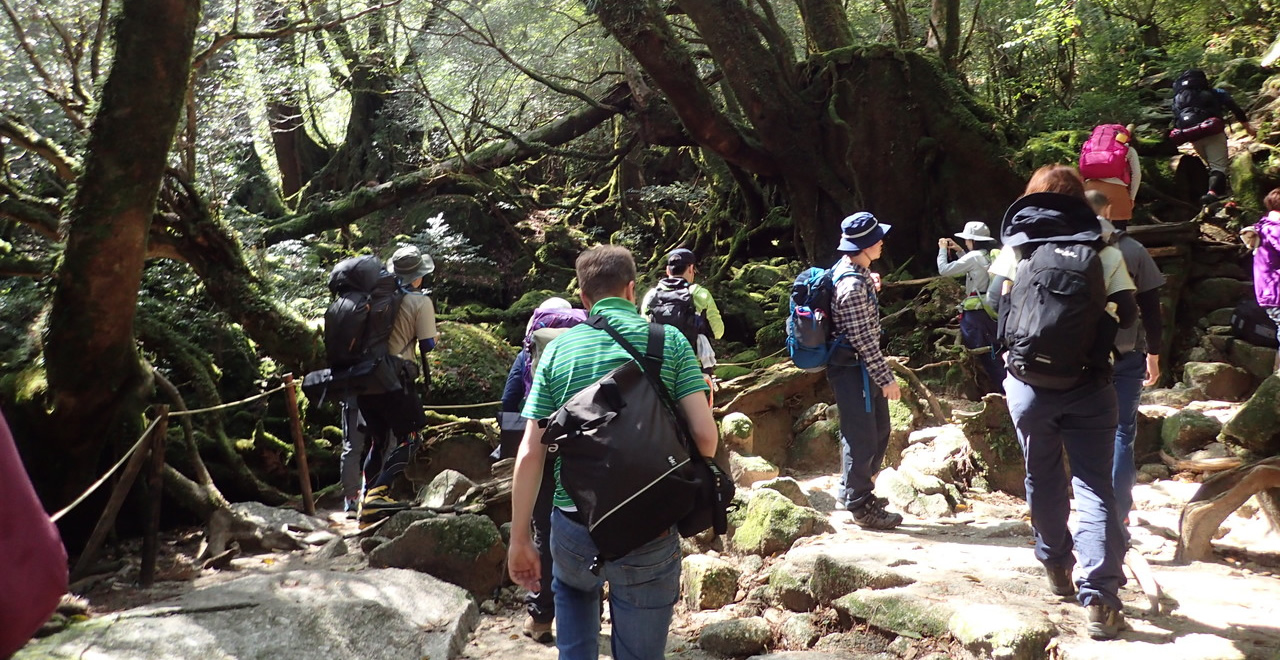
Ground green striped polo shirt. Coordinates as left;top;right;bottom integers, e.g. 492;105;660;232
521;296;710;509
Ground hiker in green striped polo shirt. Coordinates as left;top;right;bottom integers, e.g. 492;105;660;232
507;245;719;660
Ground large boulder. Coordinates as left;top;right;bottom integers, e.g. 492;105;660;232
719;363;831;466
730;451;781;487
788;415;842;473
730;488;832;556
425;321;516;405
1219;374;1280;457
681;554;741;610
876;467;956;518
1161;408;1223;457
1183;362;1255;402
419;469;476;508
367;514;506;599
957;394;1025;497
898;425;970;483
1226;339;1279;380
768;547;915;611
18;569;478;660
756;476;811;507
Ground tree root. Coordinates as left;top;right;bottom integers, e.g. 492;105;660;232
887;356;946;425
1176;457;1280;563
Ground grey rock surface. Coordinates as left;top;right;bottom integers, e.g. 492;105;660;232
19;569;478;660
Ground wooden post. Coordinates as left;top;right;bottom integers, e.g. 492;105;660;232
71;421;159;581
139;405;169;587
283;373;316;515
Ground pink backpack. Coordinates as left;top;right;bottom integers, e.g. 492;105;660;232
1078;124;1132;184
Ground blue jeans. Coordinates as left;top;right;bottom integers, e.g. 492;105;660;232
550;509;680;660
825;348;890;510
1005;375;1127;610
1111;351;1147;524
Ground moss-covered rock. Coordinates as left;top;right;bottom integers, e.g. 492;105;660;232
426;322;517;405
1161;408;1223;457
810;554;915;604
734;263;790;290
697;617;772;657
729;488;831;556
958;394;1025;497
1183;361;1254;402
720;411;754;453
681;554;741;610
1219;374;1280;457
832;588;952;637
366;514;505;599
787;417;841;472
756;476;810;507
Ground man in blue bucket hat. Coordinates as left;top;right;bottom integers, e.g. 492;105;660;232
827;212;903;530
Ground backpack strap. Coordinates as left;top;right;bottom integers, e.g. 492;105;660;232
584;314;692;449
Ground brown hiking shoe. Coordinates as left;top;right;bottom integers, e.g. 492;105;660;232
1086;603;1127;640
1045;563;1076;597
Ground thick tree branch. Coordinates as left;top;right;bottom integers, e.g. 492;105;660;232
0;182;61;239
0;114;79;181
592;0;775;174
260;81;636;245
0;248;52;277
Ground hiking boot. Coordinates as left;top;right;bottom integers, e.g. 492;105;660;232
1086;603;1127;640
343;496;360;520
523;617;554;644
1045;563;1076;597
851;503;902;530
845;495;890;513
358;486;409;528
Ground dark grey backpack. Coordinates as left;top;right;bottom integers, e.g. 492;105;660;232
541;316;731;563
998;240;1117;389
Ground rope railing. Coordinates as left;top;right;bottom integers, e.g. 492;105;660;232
53;381;296;522
50;417;160;523
715;347;787;367
168;383;290;417
424;400;503;411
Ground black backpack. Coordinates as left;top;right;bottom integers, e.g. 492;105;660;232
646;279;706;347
1172;69;1221;130
325;255;404;368
302;256;408;404
541;316;733;563
998;240;1117;389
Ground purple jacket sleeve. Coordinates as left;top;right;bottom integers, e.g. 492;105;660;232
0;410;68;657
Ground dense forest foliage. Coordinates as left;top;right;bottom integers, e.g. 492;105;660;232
2;0;1279;543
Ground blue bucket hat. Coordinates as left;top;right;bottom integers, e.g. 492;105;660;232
838;212;891;252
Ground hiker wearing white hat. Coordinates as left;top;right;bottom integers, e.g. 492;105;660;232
937;221;1005;392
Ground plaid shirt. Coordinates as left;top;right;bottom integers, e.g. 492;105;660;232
830;259;894;387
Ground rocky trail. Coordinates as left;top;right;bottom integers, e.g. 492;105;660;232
20;457;1280;660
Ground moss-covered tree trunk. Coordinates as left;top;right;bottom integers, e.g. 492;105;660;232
595;0;1023;265
42;0;199;509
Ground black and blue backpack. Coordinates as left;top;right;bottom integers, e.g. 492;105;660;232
785;266;862;371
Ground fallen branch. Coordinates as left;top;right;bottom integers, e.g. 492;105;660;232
1159;450;1244;474
1176;457;1280;563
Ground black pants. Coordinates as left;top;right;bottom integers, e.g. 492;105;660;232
526;456;556;623
357;384;426;491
